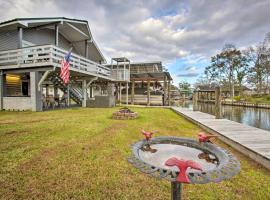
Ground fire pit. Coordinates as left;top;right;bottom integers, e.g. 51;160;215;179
112;107;138;120
128;131;240;199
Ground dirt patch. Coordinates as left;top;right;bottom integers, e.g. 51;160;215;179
81;122;127;153
5;130;28;135
0;120;16;125
18;148;57;173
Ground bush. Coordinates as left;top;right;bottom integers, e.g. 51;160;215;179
234;96;241;102
266;95;270;101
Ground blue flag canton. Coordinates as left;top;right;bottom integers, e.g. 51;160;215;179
65;51;72;62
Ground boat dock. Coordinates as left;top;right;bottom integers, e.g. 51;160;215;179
171;107;270;170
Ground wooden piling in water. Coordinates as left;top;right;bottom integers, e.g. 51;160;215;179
215;86;222;119
193;91;198;111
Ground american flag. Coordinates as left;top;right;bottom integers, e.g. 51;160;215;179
60;50;72;85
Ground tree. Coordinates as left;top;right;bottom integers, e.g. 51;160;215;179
179;81;191;90
244;44;267;93
178;81;191;98
205;44;249;97
194;75;218;90
234;53;249;96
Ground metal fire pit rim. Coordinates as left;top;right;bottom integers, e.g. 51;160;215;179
128;136;240;184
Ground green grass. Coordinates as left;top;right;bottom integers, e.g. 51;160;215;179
244;94;270;104
0;107;269;200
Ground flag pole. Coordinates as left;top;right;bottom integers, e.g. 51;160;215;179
67;83;70;107
67;47;72;107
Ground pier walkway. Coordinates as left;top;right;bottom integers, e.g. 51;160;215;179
171;107;270;170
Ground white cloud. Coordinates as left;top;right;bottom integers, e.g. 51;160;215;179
177;66;200;77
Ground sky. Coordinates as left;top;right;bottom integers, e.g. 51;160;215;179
1;0;270;85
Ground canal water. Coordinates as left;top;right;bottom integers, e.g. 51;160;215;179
181;101;270;131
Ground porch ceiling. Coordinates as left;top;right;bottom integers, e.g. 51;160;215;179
54;68;109;81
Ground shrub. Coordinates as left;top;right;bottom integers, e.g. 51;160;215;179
266;95;270;101
234;96;241;102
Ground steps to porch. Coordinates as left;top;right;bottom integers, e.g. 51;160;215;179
48;72;82;105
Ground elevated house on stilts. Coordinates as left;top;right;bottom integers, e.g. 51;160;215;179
0;17;129;111
109;61;172;106
0;17;173;111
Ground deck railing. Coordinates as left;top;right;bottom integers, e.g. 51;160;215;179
110;68;130;82
0;44;129;81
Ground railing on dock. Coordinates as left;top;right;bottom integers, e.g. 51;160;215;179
197;99;270;109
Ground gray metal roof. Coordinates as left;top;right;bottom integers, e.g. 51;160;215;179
112;57;130;63
130;72;173;81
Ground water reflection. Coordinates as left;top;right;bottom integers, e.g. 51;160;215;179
138;144;218;171
181;101;270;131
198;152;218;164
141;144;157;153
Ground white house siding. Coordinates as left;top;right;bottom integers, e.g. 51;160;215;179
0;30;18;51
3;97;32;110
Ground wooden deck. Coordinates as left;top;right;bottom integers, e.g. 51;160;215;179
171;107;270;170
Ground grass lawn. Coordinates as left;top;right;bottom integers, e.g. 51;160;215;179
0;107;270;200
243;94;270;104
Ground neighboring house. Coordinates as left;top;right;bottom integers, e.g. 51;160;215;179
109;61;173;106
0;17;129;111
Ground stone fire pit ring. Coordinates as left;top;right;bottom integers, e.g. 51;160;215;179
112;107;138;120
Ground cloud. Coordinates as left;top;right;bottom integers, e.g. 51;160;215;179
1;0;270;84
177;66;200;77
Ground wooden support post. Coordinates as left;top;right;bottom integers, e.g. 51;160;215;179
55;24;59;46
193;91;198;111
126;82;128;105
115;85;118;102
18;27;23;48
124;58;126;81
119;83;122;106
168;80;171;106
82;80;87;107
30;71;42;111
45;84;49;97
85;40;88;58
90;86;93;98
0;71;3;110
215;86;222;119
164;76;167;106
54;86;58;97
147;80;150;106
131;80;135;105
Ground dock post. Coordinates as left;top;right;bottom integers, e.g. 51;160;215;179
193;91;198;111
215;86;222;119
